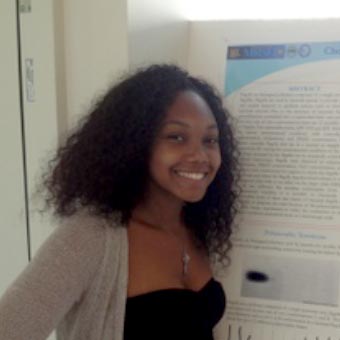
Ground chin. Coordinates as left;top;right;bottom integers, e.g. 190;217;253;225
182;193;206;203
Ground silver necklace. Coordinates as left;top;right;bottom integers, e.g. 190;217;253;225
131;217;191;276
182;248;191;276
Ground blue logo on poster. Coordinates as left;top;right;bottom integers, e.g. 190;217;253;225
298;44;311;57
228;45;285;59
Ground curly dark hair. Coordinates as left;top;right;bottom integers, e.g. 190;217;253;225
42;64;239;261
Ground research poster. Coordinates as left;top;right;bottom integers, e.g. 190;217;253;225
217;41;340;340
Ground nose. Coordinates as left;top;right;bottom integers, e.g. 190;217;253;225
185;142;209;163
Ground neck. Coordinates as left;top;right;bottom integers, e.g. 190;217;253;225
132;192;185;232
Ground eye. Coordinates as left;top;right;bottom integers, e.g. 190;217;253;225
166;134;185;143
204;136;219;146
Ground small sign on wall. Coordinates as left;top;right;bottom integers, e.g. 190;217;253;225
19;0;31;13
25;58;35;102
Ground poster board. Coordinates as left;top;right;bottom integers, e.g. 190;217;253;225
188;20;340;340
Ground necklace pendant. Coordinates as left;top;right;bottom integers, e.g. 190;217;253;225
182;251;191;276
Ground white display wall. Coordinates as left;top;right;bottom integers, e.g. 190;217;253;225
0;0;29;295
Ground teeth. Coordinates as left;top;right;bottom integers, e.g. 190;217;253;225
176;171;205;180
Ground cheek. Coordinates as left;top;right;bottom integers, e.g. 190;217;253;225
158;151;177;166
149;147;176;174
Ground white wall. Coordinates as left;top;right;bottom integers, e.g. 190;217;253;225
128;0;189;69
1;0;131;277
175;0;340;20
18;0;60;255
23;0;130;254
0;0;28;295
55;0;189;132
62;0;129;130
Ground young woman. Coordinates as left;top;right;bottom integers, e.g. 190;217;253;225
0;64;238;340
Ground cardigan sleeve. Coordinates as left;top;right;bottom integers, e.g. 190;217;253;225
0;213;107;340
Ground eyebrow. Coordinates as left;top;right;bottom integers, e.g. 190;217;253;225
162;120;218;130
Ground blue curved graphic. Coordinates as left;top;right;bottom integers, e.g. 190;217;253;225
225;41;340;96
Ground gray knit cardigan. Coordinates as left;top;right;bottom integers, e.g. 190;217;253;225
0;210;226;340
0;210;128;340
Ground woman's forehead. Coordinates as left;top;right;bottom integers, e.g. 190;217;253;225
163;91;217;126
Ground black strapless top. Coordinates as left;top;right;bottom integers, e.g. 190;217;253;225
124;278;226;340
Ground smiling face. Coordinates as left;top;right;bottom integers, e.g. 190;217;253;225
147;90;221;206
